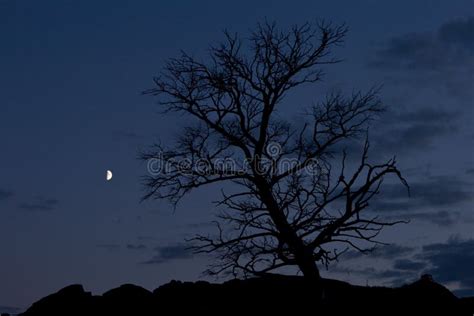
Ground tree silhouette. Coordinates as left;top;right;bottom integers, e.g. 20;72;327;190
142;21;409;282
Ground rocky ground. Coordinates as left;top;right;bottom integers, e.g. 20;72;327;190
7;274;474;316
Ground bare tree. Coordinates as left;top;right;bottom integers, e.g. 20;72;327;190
141;21;409;282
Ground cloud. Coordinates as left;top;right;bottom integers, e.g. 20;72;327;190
0;189;14;201
18;196;59;211
394;107;459;124
333;106;460;161
126;244;147;250
0;306;21;314
330;250;422;287
370;17;474;71
398;210;463;227
141;244;192;264
331;237;474;296
329;265;415;285
371;174;473;226
343;244;415;260
368;16;474;104
370;106;460;156
418;236;474;296
393;259;426;271
406;175;473;207
343;237;474;295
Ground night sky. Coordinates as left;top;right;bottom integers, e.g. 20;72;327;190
1;1;473;313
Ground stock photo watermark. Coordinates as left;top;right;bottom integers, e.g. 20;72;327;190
146;142;321;177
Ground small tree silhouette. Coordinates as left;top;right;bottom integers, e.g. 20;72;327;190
142;21;409;282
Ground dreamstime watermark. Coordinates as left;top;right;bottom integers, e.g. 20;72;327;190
146;142;321;177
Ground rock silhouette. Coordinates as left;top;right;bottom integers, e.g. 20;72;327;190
16;275;474;315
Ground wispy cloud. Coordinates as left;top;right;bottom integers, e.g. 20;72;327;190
141;244;192;264
18;197;59;211
342;244;415;260
370;17;474;72
0;189;14;201
330;236;474;296
368;16;474;104
0;305;21;315
126;244;147;250
371;107;460;155
393;259;426;271
370;174;473;226
418;236;474;297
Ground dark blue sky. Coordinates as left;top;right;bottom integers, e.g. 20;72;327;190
0;0;473;312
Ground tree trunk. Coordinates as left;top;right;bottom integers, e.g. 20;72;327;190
255;177;321;281
296;248;321;280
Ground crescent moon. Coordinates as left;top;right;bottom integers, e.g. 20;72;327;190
106;170;113;181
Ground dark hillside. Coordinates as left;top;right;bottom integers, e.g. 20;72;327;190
15;275;473;316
